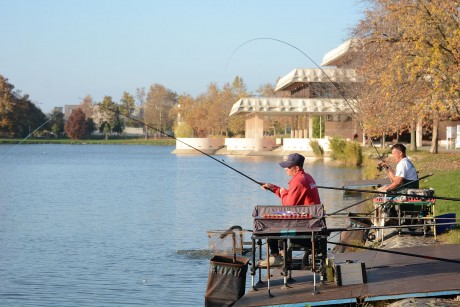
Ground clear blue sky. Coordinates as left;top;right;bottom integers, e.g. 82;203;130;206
1;0;365;113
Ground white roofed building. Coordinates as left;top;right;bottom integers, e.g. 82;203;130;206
226;39;362;154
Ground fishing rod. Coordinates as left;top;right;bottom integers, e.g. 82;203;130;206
327;173;433;216
371;142;391;174
327;240;460;265
112;108;270;190
317;183;460;202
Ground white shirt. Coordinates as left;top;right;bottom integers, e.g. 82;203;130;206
395;157;418;181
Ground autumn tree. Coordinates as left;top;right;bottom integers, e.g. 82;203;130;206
226;76;249;136
144;84;177;137
354;0;460;153
79;95;94;119
184;93;211;137
0;75;15;130
170;94;195;137
170;77;249;137
0;75;47;138
65;108;89;139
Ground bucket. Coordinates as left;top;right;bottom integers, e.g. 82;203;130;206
435;213;457;234
204;255;249;307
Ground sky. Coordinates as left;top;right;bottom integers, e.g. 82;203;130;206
1;0;365;114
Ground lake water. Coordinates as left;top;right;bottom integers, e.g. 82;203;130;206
0;144;363;306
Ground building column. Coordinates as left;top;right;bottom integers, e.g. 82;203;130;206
251;113;264;151
308;114;314;138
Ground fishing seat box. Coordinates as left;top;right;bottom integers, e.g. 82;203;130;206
252;204;327;235
335;261;367;286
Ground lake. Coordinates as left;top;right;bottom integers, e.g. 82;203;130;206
0;144;363;306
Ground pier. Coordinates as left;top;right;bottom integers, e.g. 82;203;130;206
234;244;460;306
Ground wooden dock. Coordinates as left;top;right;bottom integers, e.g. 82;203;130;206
234;244;460;306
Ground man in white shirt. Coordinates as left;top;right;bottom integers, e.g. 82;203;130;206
379;143;419;192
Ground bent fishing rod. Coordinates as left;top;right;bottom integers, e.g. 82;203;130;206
112;108;270;190
227;37;357;115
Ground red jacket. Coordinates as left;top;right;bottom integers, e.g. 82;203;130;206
272;170;321;206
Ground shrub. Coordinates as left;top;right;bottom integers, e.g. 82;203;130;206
329;137;363;166
329;137;347;161
309;139;324;158
362;154;382;179
174;122;193;137
344;141;363;166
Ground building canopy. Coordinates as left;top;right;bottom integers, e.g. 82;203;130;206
229;97;355;117
275;68;358;92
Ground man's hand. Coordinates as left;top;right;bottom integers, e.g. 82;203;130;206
262;183;274;190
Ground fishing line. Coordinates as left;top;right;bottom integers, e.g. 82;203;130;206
2;112;60;157
227;38;411;173
17;112;58;145
113;108;270;190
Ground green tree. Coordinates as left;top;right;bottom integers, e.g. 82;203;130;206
86;117;96;135
111;109;123;135
99;121;111;140
312;116;325;138
65;108;89;139
50;109;65;137
98;96;120;133
119;91;136;126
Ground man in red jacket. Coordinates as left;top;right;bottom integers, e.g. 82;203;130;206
260;153;321;266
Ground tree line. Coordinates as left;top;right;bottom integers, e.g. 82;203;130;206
1;0;459;154
0;75;283;140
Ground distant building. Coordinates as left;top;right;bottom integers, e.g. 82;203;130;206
63;105;81;120
227;39;361;153
53;107;63;114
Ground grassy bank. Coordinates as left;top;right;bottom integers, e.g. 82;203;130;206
363;147;460;243
0;138;176;146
